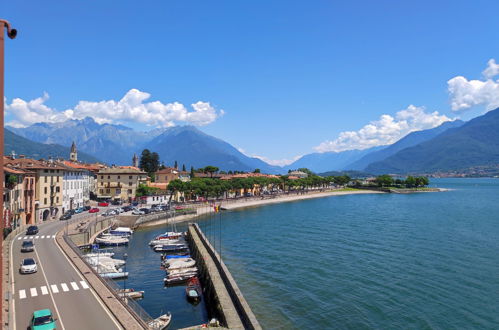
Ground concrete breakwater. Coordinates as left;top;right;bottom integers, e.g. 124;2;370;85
187;223;261;330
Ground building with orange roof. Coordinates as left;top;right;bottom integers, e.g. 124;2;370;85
96;166;148;202
5;156;65;222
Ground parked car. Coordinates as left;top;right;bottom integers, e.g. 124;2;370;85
89;208;100;213
73;208;83;214
111;200;123;205
123;206;132;212
30;309;56;330
83;205;91;211
21;240;34;252
20;258;37;274
98;202;109;207
67;209;76;215
131;201;139;206
60;213;72;221
26;226;39;235
139;208;151;214
131;209;145;215
151;206;162;212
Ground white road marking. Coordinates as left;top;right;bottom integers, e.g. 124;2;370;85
19;290;26;299
51;284;59;293
41;235;45;239
80;281;89;289
29;236;34;239
30;287;38;297
70;282;79;290
61;283;69;292
52;235;56;238
17;237;22;240
41;286;49;295
23;236;27;239
35;236;39;239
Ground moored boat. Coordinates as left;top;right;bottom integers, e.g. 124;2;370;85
109;226;134;237
164;273;197;285
163;258;196;270
153;243;188;253
185;276;202;302
95;236;129;246
147;312;172;330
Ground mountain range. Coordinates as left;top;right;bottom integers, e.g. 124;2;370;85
5;129;100;163
7;107;499;175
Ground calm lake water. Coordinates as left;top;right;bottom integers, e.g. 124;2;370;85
119;178;499;329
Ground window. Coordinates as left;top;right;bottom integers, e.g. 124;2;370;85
129;182;132;186
108;176;110;179
56;197;59;203
57;176;60;182
116;189;121;194
101;175;104;179
44;198;47;204
128;189;132;194
129;175;132;179
44;169;48;173
117;175;120;179
57;170;59;173
50;169;54;173
56;187;60;193
44;187;47;194
44;176;48;183
99;189;103;194
106;189;110;193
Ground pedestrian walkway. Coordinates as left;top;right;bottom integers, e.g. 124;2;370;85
18;280;90;300
18;235;56;240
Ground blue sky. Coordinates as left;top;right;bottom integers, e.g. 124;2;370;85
3;1;499;165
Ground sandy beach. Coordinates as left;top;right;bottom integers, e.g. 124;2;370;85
137;189;384;228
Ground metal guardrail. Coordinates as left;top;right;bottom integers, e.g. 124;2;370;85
63;235;155;328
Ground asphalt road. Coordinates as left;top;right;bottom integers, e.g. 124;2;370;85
10;210;123;330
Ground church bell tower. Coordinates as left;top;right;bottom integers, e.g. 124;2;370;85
70;141;78;161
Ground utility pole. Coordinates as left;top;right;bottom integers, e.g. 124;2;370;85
0;19;17;328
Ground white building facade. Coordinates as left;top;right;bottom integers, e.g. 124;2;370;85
62;168;90;213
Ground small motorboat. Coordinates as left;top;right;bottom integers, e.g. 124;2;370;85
117;288;144;300
109;227;134;237
185;277;202;302
149;237;185;246
99;271;128;279
154;231;183;240
163;258;196;270
164;273;196;285
153;243;188;253
147;312;172;330
162;254;190;260
167;267;198;276
95;235;129;246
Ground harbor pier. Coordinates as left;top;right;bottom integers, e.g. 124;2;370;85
187;223;261;330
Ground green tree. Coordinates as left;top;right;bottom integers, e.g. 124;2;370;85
203;166;219;178
253;168;261;173
182;164;186;171
190;166;195;178
375;174;393;187
405;176;416;187
174;160;178;169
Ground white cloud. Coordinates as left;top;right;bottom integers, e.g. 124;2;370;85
5;89;224;128
314;105;451;153
483;59;499;79
448;59;499;112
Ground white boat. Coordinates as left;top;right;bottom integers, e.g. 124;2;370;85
95;236;129;246
148;237;185;246
167;267;198;276
147;313;172;330
85;256;126;268
164;273;196;285
118;288;144;299
84;251;115;258
163;258;196;270
100;271;128;279
153;243;188;253
109;227;134;236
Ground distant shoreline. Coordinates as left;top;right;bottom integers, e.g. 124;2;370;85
136;189;386;229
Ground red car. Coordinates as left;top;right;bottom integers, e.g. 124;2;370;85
98;202;109;207
89;208;100;213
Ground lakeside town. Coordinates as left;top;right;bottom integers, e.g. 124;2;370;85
3;141;433;235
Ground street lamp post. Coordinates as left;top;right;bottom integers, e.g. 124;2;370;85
0;19;16;328
122;253;128;301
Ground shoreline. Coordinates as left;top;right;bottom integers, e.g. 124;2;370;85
136;189;385;229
